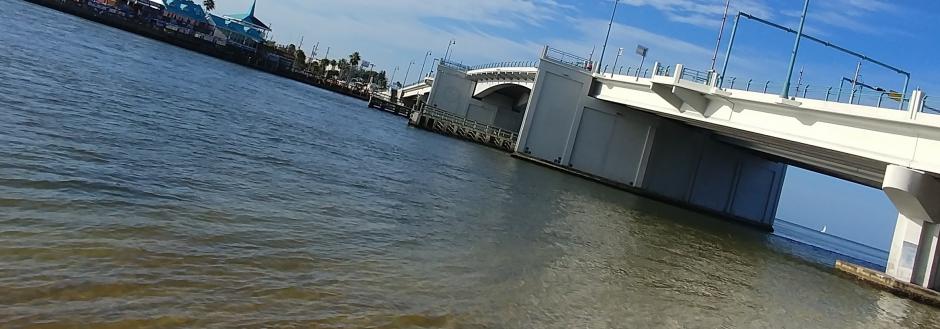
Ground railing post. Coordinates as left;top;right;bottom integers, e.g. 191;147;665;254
764;81;771;93
671;63;681;83
909;89;926;119
803;85;810;98
729;77;736;89
825;87;832;101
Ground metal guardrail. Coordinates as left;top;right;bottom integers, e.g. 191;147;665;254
467;61;538;71
439;59;471;71
717;75;912;110
680;67;709;84
543;46;592;72
418;103;519;144
925;98;938;114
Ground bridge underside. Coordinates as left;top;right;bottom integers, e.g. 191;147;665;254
468;84;530;133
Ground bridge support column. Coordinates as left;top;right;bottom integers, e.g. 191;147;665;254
883;165;940;290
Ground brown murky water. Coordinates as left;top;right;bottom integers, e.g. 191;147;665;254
2;1;938;328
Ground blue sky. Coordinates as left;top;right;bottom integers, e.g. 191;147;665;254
211;0;938;249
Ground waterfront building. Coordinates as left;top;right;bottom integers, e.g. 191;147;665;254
208;1;270;52
158;0;214;39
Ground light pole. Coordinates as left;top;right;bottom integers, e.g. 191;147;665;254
709;0;732;72
428;58;440;77
635;45;648;80
389;66;399;89
611;47;623;78
417;51;432;82
444;40;456;62
402;60;414;86
597;0;621;74
322;46;331;78
781;0;810;99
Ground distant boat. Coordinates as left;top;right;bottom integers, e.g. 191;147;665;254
821;225;827;233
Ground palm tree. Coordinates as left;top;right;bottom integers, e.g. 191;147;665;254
348;52;361;68
203;0;215;11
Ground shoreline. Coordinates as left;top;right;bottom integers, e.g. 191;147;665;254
23;0;373;103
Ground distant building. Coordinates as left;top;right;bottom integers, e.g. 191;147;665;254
158;0;214;39
209;0;271;51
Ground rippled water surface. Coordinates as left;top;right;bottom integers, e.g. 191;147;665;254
2;1;939;328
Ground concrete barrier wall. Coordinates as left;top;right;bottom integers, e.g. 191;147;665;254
517;60;594;162
427;65;475;117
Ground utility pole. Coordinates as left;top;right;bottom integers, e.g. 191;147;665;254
598;0;620;74
781;0;810;99
710;0;732;72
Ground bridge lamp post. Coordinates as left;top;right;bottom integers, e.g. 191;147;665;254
389;66;399;90
389;66;398;85
635;45;648;81
611;47;623;78
597;0;621;74
402;60;415;87
417;51;432;83
444;40;456;62
781;0;810;100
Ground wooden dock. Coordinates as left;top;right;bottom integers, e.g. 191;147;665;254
367;94;412;117
409;103;519;152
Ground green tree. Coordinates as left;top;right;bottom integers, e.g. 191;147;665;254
294;49;307;71
203;0;215;11
348;52;361;68
338;59;350;76
373;70;388;89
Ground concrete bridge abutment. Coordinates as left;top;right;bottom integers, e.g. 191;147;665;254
884;165;940;289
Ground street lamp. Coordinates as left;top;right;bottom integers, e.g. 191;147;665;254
597;0;621;74
611;47;623;78
635;45;648;80
402;60;415;87
389;66;399;89
429;58;440;77
417;51;432;84
444;40;456;62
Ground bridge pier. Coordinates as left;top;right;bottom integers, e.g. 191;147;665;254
884;165;940;290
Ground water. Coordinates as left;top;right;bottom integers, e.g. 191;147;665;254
2;1;938;328
774;219;889;271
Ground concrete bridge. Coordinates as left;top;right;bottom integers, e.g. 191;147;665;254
399;77;433;108
419;60;538;133
411;47;940;291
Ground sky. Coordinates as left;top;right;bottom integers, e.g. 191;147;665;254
209;0;939;249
